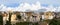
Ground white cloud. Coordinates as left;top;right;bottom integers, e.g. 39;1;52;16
46;5;56;12
31;1;41;10
16;1;41;12
0;4;7;11
16;3;31;12
0;1;59;12
0;4;17;11
55;7;60;12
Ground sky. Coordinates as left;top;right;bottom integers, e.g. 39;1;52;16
0;0;60;12
0;0;60;7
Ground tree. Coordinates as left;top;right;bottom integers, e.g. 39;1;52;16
49;18;60;25
6;13;12;25
0;14;3;25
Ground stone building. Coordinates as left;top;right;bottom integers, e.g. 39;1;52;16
42;11;55;20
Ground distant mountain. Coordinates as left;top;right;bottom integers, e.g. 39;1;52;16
37;9;47;12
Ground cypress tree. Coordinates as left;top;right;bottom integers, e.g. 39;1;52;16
0;14;3;25
6;13;12;25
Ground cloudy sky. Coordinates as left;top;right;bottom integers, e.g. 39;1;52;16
0;0;60;7
0;0;60;12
